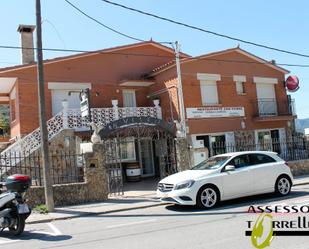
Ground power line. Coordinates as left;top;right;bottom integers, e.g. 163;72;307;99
181;57;309;68
100;0;309;59
64;0;172;45
1;45;309;69
64;0;144;42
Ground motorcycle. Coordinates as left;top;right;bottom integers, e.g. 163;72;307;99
0;174;31;236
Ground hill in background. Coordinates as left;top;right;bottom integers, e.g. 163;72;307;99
296;118;309;133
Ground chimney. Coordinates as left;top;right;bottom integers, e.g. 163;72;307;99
17;24;36;64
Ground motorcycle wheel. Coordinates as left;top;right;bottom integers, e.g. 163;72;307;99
9;214;25;236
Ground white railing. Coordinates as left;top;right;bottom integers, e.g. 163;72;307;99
118;107;161;119
66;99;162;130
0;100;162;171
0;112;64;171
66;106;161;129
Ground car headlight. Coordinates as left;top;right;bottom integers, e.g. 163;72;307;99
174;180;195;190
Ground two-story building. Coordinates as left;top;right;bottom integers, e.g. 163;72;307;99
147;47;295;165
0;25;296;180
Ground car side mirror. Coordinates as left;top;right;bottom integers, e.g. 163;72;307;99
224;165;235;172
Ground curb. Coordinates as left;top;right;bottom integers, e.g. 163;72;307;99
293;181;309;187
27;202;166;225
27;181;309;224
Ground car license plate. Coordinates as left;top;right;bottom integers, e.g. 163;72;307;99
18;204;30;214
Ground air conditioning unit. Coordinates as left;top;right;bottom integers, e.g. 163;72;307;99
193;139;205;149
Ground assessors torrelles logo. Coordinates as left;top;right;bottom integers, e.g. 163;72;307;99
246;204;309;248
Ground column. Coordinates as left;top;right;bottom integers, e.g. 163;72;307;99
153;99;162;119
62;99;69;129
112;99;119;120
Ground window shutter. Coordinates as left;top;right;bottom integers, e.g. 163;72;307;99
236;81;244;94
123;90;136;107
200;81;218;105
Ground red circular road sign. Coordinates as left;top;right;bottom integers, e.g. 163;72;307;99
286;75;300;92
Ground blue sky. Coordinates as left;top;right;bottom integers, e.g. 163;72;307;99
1;0;308;118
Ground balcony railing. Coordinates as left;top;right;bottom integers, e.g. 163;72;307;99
253;98;295;118
0;99;162;170
65;101;162;131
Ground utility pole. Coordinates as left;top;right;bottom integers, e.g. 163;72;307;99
174;41;186;138
35;0;54;211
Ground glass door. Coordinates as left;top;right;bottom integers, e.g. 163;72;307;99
140;138;155;177
256;130;272;151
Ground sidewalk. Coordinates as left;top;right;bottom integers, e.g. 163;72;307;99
27;180;160;224
293;174;309;186
26;175;309;224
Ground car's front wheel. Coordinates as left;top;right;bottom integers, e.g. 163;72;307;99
275;176;291;196
196;185;219;209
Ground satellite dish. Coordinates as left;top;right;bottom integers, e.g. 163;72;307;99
285;75;299;92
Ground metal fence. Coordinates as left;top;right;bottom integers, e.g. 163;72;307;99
252;98;295;117
209;136;309;161
0;151;85;186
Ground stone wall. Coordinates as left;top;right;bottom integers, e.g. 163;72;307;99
288;159;309;177
175;138;191;171
5;129;80;185
26;143;109;207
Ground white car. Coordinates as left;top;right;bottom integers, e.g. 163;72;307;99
157;151;293;209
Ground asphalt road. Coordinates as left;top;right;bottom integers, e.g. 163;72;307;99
1;184;309;249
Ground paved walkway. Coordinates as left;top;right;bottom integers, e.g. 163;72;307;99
26;175;309;224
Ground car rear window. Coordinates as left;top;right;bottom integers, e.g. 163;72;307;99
249;154;276;165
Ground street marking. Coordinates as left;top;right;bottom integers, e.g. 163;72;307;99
47;222;62;236
0;239;19;245
106;219;157;229
0;223;62;245
31;222;62;236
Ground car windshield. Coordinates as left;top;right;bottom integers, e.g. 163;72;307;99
191;156;231;170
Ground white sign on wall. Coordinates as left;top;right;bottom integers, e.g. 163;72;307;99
186;107;245;119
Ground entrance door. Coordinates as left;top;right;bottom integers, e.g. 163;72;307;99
210;135;226;156
140;138;155;177
256;83;277;116
256;130;272;151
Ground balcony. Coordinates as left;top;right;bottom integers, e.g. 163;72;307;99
252;98;296;121
65;99;162;131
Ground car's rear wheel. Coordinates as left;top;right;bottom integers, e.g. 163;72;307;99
275;176;291;196
196;186;219;209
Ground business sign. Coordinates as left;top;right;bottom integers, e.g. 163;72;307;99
285;75;300;92
80;98;89;117
99;116;174;138
186;107;245;119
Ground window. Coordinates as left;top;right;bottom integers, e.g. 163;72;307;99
249;154;276;165
10;99;16;121
228;155;250;169
192;156;231;170
119;137;136;161
9;87;16;122
236;81;245;95
122;90;136;107
200;81;219;105
196;135;210;149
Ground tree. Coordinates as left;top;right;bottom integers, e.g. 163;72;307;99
0;105;10;135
